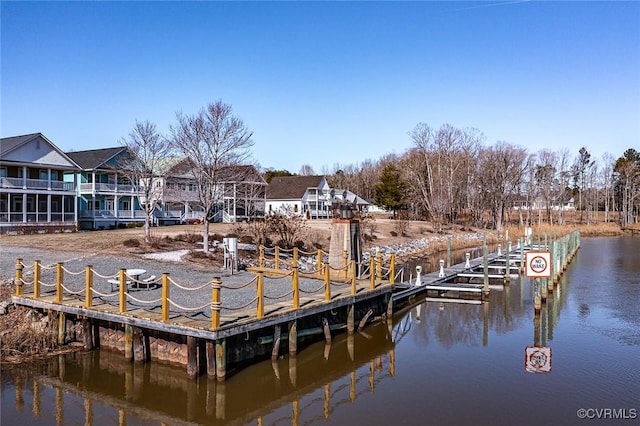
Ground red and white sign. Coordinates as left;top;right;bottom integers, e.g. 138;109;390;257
525;346;552;373
525;251;552;278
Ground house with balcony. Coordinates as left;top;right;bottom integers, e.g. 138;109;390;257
66;147;147;230
265;175;369;219
158;158;267;223
0;133;79;233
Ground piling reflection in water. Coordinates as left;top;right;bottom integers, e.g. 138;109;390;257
4;271;575;426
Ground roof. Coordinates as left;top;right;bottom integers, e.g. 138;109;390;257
1;133;81;168
65;147;128;169
267;175;326;200
166;158;266;184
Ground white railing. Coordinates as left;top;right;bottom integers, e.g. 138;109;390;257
79;182;138;194
0;177;74;191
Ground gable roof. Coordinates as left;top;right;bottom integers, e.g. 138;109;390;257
1;133;81;169
66;147;128;169
166;158;266;184
267;175;326;200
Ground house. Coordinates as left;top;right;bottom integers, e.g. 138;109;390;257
511;195;576;212
159;158;267;223
0;133;79;233
266;175;369;218
66;147;148;230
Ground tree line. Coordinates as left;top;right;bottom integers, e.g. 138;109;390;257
118;100;639;248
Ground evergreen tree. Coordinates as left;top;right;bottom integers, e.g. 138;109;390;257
374;163;407;217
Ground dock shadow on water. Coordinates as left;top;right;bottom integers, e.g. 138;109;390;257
2;237;639;425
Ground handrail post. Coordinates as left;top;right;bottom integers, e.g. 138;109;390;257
15;258;23;296
161;273;170;322
257;271;264;318
369;257;375;289
84;265;93;308
351;260;357;295
324;262;331;301
343;250;348;280
211;277;221;329
33;260;41;299
317;249;323;276
376;250;382;282
56;262;63;303
275;247;280;270
259;245;265;268
292;266;300;309
118;268;126;314
389;254;396;284
293;247;299;268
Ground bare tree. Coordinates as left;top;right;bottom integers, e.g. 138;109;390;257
168;100;254;252
299;164;315;176
118;120;172;244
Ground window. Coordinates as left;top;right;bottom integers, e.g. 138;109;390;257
40;170;48;180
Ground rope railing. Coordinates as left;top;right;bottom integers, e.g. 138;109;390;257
12;251;399;330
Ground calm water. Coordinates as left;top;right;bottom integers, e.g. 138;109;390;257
2;237;639;425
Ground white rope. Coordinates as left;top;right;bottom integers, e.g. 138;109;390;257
167;276;210;291
39;281;56;288
61;265;85;275
127;294;162;304
167;298;212;311
264;289;294;300
94;271;118;279
299;283;325;294
60;284;85;296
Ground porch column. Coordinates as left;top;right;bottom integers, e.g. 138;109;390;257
47;168;52;190
22;166;27;189
22;193;27;222
233;183;237;220
114;195;119;218
47;194;51;222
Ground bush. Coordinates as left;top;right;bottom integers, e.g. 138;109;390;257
123;238;140;247
240;235;254;244
211;233;224;243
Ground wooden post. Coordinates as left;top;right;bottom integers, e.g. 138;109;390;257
206;341;216;379
118;268;126;314
259;245;265;268
343;250;348;280
293;247;298;268
289;321;297;355
324;263;331;301
257;271;264;318
376;250;382;281
84;265;93;309
389;253;395;284
347;305;355;334
15;258;23;296
134;327;146;363
369;257;375;289
483;234;489;297
161;273;170;322
292;266;300;309
322;318;331;343
56;262;63;303
211;277;221;329
317;249;323;276
350;260;357;295
534;279;542;313
82;318;93;350
215;339;226;381
124;324;133;361
187;336;198;379
57;312;66;345
505;230;511;284
275;247;280;270
34;260;40;299
272;325;281;360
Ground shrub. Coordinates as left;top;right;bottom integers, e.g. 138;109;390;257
240;235;254;244
211;233;224;243
123;238;140;247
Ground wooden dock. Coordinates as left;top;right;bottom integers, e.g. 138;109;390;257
10;230;581;380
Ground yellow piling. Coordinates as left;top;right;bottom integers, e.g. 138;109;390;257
390;254;396;284
351;260;357;295
118;268;126;314
376;251;382;282
162;273;170;322
211;277;221;329
369;257;375;289
293;247;298;268
84;265;93;309
15;258;23;296
343;250;348;280
56;262;63;303
257;271;264;318
324;263;331;301
317;249;323;276
33;260;40;299
292;267;300;309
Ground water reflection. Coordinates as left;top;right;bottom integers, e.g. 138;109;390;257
4;237;638;425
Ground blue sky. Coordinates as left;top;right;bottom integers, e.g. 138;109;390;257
2;1;639;173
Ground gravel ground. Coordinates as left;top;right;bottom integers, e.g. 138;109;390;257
0;247;351;322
